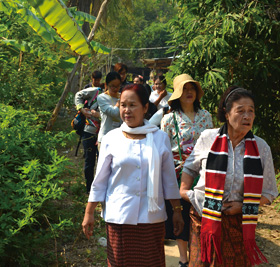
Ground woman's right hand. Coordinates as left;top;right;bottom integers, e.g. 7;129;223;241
81;108;92;119
82;212;95;239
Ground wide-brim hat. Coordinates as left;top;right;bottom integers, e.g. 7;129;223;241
168;74;204;106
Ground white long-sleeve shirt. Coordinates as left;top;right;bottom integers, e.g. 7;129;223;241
97;93;122;142
183;128;279;216
88;128;180;225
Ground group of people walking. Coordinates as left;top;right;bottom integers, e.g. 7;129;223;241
76;64;278;267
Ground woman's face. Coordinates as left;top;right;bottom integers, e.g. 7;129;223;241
107;79;121;97
179;82;197;107
154;78;166;92
120;90;148;128
133;77;141;84
226;97;255;137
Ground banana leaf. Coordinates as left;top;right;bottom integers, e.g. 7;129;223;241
17;8;55;44
27;0;93;55
90;40;111;55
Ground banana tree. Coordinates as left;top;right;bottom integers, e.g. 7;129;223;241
45;0;112;131
0;0;111;55
1;0;112;130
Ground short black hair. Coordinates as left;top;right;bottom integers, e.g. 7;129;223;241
91;70;102;79
105;71;121;84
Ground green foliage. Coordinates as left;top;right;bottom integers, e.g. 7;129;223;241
94;0;177;65
167;0;280;167
0;104;74;265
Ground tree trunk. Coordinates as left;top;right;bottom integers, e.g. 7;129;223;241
46;0;111;131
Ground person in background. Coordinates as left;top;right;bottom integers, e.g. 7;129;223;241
133;75;144;85
97;72;122;147
161;74;213;267
84;70;104;91
114;63;130;91
180;86;278;266
133;74;157;119
149;74;172;110
75;85;101;193
82;83;184;266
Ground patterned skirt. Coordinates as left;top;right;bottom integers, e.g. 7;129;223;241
106;222;165;267
189;206;252;267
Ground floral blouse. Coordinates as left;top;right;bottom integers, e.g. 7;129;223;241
161;109;213;164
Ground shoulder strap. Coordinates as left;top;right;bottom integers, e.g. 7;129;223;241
173;112;183;161
85;90;99;108
90;90;99;104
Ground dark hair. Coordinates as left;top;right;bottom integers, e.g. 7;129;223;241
217;85;255;122
121;84;149;107
154;75;167;86
91;70;102;79
105;71;121;85
133;75;144;83
170;99;201;113
114;63;128;73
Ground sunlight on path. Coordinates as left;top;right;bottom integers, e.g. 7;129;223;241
165;240;180;267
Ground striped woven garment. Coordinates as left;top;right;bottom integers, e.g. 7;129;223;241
201;124;267;265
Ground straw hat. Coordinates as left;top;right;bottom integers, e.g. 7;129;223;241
168;74;204;105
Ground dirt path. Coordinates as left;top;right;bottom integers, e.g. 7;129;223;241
165;240;180;267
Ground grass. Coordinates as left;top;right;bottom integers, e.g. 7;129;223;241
47;111;107;266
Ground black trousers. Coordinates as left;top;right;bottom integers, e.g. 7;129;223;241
82;132;98;193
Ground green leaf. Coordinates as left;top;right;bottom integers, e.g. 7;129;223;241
17;8;55;43
27;0;93;55
0;39;30;52
90;40;111;55
70;10;96;24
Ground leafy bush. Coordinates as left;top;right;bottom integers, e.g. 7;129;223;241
0;104;73;266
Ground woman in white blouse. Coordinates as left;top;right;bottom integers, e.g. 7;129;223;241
82;83;184;266
161;74;213;267
180;86;278;266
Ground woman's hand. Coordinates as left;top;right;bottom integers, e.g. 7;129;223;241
221;201;242;215
91;109;100;118
82;202;98;239
159;89;167;99
81;108;92;119
172;211;184;236
82;212;95;239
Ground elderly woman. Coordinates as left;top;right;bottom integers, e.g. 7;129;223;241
161;74;213;267
180;86;278;266
82;84;184;266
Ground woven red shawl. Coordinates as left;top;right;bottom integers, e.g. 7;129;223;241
201;124;267;265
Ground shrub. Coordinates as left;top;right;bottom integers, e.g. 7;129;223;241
0;104;73;265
